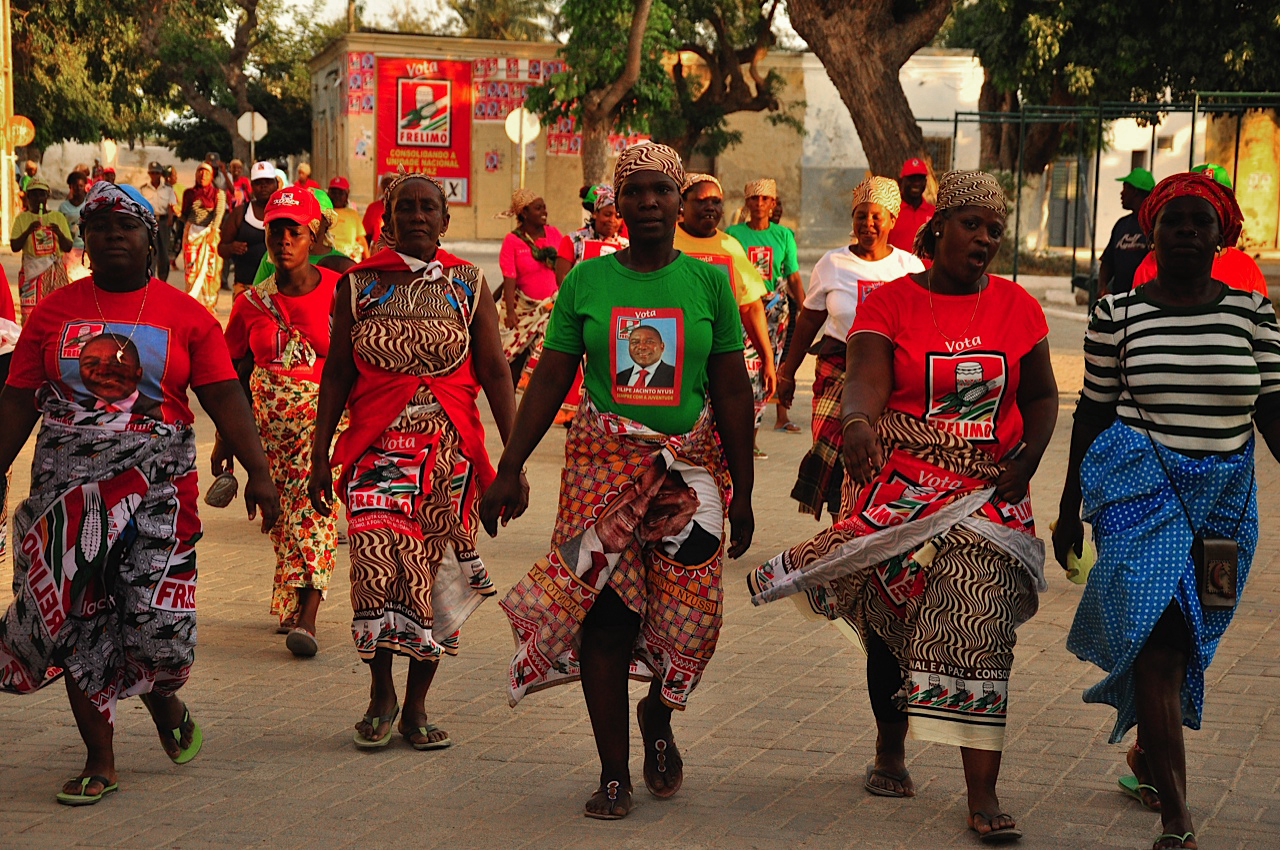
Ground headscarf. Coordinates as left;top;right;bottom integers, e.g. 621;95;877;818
934;170;1008;216
850;176;902;217
190;161;219;208
682;172;722;195
80;180;159;238
497;187;540;219
380;171;449;250
612;142;685;192
744;178;777;199
1139;171;1243;248
591;183;616;211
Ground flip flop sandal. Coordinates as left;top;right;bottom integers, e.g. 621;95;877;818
636;696;682;799
353;703;399;749
1119;774;1161;811
864;763;913;797
56;775;118;806
403;723;452;751
141;694;203;765
773;422;802;432
969;811;1023;844
285;627;318;658
1153;832;1196;850
583;780;633;820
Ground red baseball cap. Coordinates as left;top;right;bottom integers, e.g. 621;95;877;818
899;158;928;177
263;186;322;228
328;176;350;190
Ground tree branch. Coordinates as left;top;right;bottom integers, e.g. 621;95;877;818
582;0;655;120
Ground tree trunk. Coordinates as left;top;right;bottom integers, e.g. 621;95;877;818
786;0;952;176
579;118;611;185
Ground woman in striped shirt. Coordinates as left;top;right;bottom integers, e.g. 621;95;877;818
1054;173;1280;850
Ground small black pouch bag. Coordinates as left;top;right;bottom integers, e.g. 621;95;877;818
1191;533;1239;611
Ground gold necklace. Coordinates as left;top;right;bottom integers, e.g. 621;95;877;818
90;278;150;363
926;269;983;342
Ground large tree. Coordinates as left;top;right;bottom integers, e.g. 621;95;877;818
785;0;953;176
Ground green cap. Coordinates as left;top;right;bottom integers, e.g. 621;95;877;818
1191;163;1232;189
1116;168;1155;192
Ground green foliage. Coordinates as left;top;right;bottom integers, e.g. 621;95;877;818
451;0;552;40
524;0;676;135
947;0;1280;104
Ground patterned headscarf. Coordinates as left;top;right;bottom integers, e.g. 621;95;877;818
934;170;1008;216
612;142;685;192
744;178;777;199
682;172;722;195
80;180;158;238
850;176;901;218
381;171;450;249
497;187;540;219
1139;171;1244;248
592;183;616;211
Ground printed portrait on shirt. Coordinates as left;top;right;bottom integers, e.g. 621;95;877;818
57;322;167;418
746;245;773;282
611;309;682;406
924;351;1007;444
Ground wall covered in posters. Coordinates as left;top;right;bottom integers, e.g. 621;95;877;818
376;58;473;204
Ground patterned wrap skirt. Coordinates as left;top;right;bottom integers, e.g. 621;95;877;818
501;400;730;710
0;393;199;725
751;410;1045;751
791;341;845;517
1067;421;1257;743
250;367;340;626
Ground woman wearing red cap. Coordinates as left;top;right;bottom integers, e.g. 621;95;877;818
220;187;344;656
1055;172;1280;850
308;173;518;751
326;177;369;262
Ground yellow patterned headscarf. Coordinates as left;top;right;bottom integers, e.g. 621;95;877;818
850;176;901;217
497;187;540;219
612;142;685;191
682;172;722;195
934;170;1008;216
744;178;777;199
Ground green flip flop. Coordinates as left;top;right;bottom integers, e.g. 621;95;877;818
1119;774;1160;811
165;708;203;765
353;703;399;749
56;775;118;806
403;722;452;751
1153;832;1196;849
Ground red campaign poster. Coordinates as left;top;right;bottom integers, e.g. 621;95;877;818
376;57;472;205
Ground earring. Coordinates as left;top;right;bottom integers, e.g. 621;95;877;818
934;232;941;236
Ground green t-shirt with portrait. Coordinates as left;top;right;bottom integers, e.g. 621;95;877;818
543;253;744;435
724;221;799;293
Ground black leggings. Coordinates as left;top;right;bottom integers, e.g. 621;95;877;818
865;627;907;724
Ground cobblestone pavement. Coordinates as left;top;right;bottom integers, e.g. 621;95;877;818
2;269;1279;849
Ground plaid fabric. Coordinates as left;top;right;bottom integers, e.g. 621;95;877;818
791;344;846;517
500;400;729;709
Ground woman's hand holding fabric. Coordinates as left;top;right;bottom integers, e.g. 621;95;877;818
478;468;529;536
842;420;883;485
1050;512;1085;572
244;470;280;533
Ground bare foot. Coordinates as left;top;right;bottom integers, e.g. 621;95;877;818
868;730;915;796
140;692;196;760
1127;743;1163;811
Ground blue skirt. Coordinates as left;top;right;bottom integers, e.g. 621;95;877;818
1066;421;1256;743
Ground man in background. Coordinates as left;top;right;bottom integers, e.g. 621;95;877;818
1097;167;1153;296
887;157;934;253
140;162;178;281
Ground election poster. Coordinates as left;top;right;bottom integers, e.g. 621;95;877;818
376;58;472;205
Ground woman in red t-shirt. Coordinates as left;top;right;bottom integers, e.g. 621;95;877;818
220;187;341;657
751;171;1057;842
0;181;278;806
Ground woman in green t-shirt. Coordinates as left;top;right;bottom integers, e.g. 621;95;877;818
480;143;756;820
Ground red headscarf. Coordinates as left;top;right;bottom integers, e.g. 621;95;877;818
1139;171;1244;248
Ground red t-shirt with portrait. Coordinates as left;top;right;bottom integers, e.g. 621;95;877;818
6;277;237;424
224;267;340;383
850;274;1048;458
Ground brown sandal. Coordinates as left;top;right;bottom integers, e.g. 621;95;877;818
584;780;633;820
637;696;683;799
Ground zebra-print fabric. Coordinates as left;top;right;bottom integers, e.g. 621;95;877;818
612;142;685;191
850;176;901;217
935;170;1008;216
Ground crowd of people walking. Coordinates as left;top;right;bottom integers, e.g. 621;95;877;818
0;139;1274;850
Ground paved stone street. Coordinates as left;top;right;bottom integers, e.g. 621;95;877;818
2;259;1279;849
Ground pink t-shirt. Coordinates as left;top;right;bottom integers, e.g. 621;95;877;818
851;274;1048;458
7;277;236;424
224;267;340;383
499;227;563;300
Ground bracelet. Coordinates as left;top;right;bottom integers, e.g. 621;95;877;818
841;412;874;430
778;374;795;384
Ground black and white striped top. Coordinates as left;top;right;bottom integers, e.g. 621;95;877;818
1082;286;1280;453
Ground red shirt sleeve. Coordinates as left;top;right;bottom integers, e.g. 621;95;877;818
5;307;52;388
848;276;907;339
499;233;519;279
187;312;237;388
223;297;251;360
0;267;13;322
557;234;575;263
